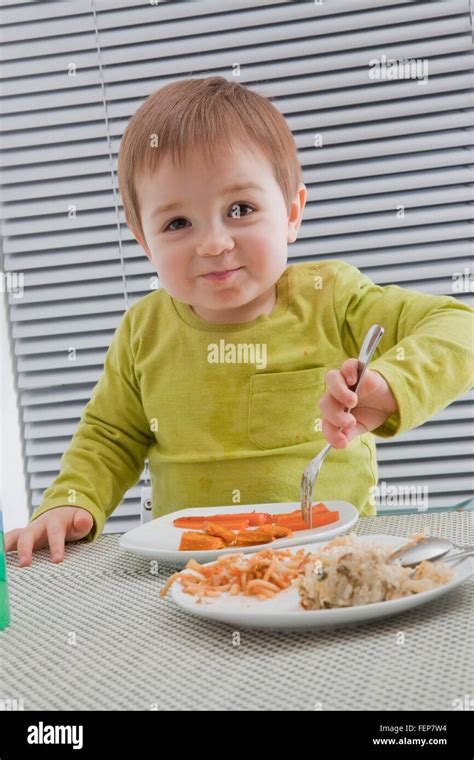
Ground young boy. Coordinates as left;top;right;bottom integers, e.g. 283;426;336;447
6;77;473;567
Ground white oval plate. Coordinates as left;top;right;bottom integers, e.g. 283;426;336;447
170;535;473;630
119;501;358;566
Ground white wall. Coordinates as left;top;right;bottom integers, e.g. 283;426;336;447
0;286;29;533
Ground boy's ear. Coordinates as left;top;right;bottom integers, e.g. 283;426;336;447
287;183;307;244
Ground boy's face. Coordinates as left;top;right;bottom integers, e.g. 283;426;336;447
134;144;306;323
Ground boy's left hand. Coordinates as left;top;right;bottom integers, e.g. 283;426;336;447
319;358;399;448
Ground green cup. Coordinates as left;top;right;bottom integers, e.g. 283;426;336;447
0;511;10;630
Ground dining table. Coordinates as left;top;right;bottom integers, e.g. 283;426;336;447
2;509;473;711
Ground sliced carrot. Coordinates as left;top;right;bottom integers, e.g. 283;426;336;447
258;524;293;539
274;503;328;525
200;512;272;526
172;518;205;529
178;532;226;551
277;511;339;531
246;512;273;526
275;518;306;531
173;516;250;530
202;521;237;545
173;513;270;528
301;510;339;530
174;506;328;530
206;519;250;531
234;530;274;546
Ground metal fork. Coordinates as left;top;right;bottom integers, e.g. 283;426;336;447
300;324;385;528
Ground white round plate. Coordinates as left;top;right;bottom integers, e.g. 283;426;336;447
170;535;473;630
118;501;358;566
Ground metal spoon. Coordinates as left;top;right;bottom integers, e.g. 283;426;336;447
386;537;474;568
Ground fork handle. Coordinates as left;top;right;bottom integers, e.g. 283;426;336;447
343;324;385;412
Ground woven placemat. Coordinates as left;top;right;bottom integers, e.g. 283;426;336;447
2;511;473;711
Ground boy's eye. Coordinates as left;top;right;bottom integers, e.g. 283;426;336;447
229;202;254;219
163;203;254;232
165;217;188;232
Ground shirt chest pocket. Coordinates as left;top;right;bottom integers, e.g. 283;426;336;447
248;366;327;450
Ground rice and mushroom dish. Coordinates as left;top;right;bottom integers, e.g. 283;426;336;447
297;533;454;610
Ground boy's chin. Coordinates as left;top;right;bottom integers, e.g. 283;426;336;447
190;294;253;317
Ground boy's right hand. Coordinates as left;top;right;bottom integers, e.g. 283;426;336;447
4;507;94;567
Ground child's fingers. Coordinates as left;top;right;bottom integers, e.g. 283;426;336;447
319;390;357;429
4;528;21;553
322;417;356;448
16;521;47;567
6;508;92;569
64;508;93;542
46;520;68;563
324;369;358;408
340;358;359;389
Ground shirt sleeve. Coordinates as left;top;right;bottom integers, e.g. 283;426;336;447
28;307;154;542
332;261;474;438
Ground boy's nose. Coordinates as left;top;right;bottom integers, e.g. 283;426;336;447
195;232;235;258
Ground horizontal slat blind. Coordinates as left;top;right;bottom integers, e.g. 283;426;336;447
1;0;473;533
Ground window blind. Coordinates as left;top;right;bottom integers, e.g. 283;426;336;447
1;0;472;533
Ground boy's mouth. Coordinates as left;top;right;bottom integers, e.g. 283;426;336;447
201;266;243;281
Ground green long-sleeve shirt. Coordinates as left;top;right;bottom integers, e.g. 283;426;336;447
29;260;474;542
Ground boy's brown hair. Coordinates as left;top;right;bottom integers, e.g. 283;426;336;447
118;76;303;245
